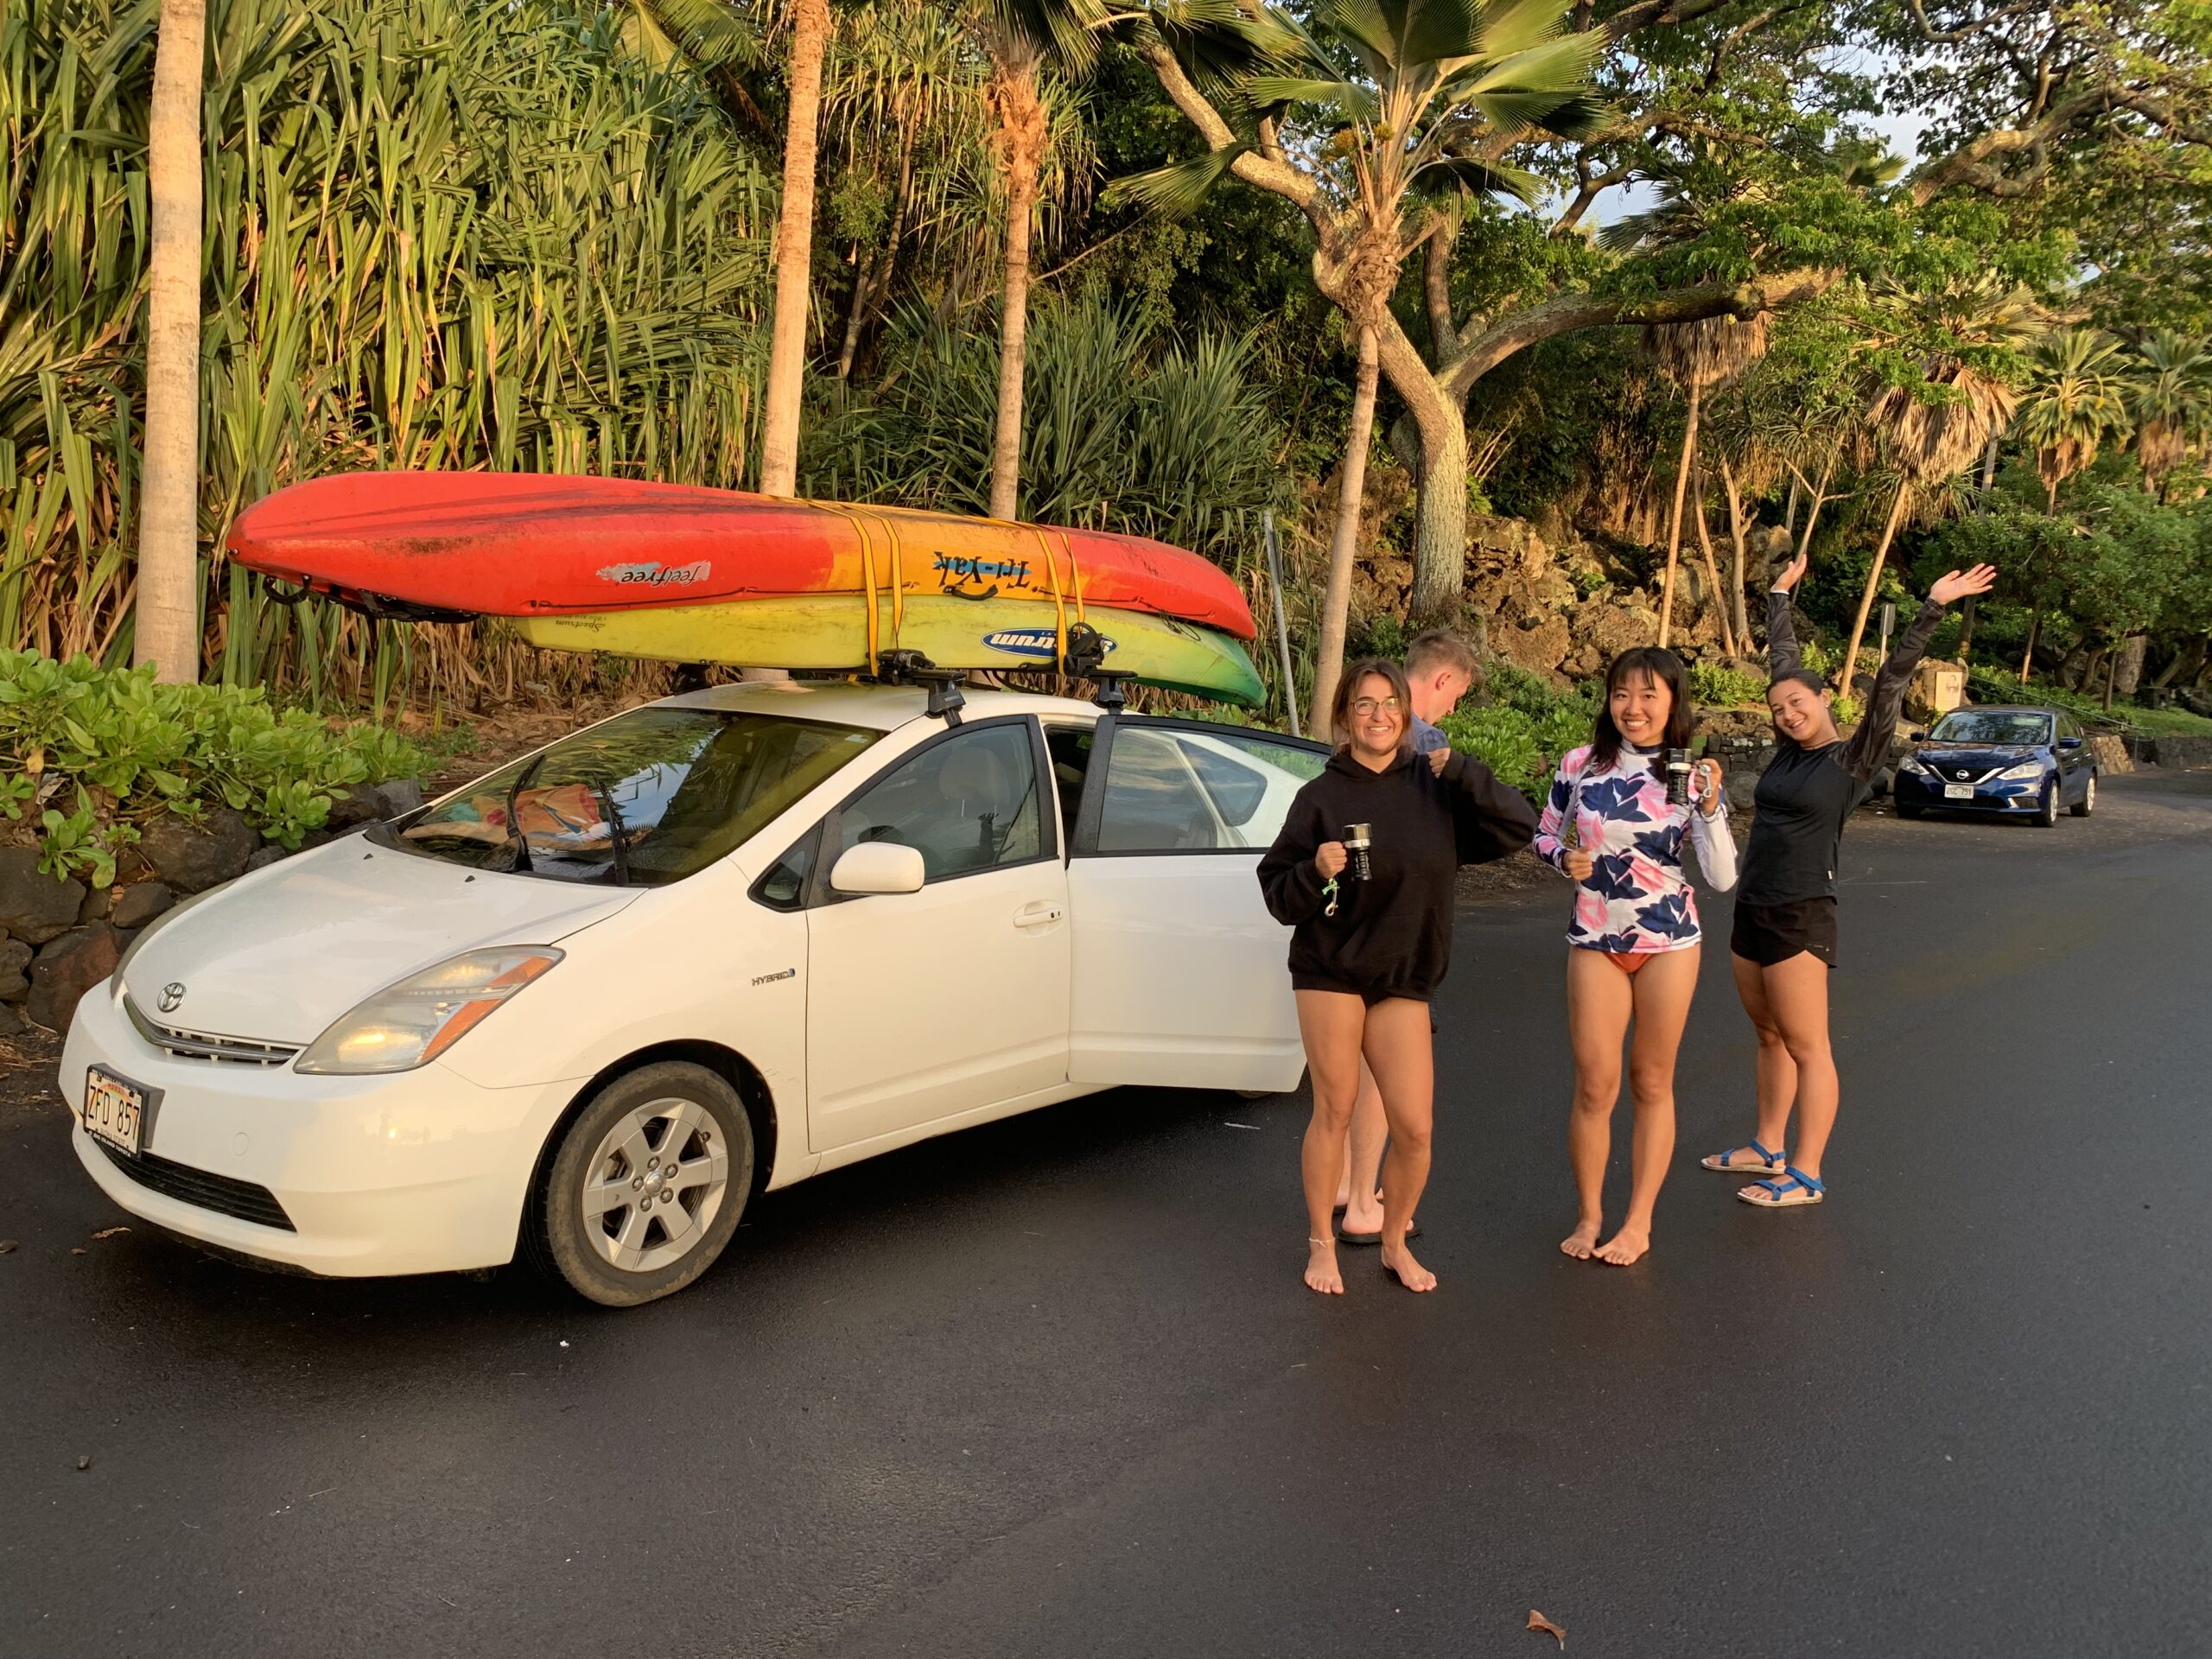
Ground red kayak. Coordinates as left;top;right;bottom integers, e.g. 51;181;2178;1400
225;473;1255;640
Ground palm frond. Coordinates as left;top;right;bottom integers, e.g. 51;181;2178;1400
1101;142;1254;219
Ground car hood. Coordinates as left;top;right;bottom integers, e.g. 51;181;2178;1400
1916;744;2044;769
118;838;639;1045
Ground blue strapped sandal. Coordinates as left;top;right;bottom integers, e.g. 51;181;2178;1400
1701;1139;1784;1176
1738;1166;1825;1208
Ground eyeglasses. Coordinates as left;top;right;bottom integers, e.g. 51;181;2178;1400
1350;697;1402;717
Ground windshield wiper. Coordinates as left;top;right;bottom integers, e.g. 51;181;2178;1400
502;754;547;874
594;780;631;887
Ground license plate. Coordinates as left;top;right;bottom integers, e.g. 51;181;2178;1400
1943;784;1974;799
83;1067;154;1155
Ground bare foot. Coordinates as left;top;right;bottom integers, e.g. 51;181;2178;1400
1305;1237;1344;1295
1341;1193;1386;1236
1380;1240;1437;1293
1595;1225;1650;1266
1560;1219;1601;1260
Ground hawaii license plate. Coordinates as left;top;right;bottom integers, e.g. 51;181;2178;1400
1943;784;1974;799
83;1067;154;1155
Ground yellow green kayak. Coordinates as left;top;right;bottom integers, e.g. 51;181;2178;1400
516;594;1265;704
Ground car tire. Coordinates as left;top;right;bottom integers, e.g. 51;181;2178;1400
2069;772;2096;817
2033;781;2059;828
532;1061;754;1307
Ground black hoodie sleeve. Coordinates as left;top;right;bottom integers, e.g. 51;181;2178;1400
1436;748;1539;865
1843;597;1944;783
1256;787;1332;925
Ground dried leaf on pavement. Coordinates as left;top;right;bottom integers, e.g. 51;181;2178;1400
0;1239;17;1254
69;1247;86;1255
91;1227;130;1240
1528;1609;1566;1649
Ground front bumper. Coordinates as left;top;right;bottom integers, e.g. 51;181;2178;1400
61;984;586;1277
1894;772;2048;813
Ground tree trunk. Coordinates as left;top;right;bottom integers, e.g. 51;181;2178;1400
1840;482;1911;702
1718;453;1750;652
1656;382;1702;647
1408;410;1470;629
2113;632;2148;698
2103;646;2119;711
1795;457;1833;564
1309;327;1380;739
988;118;1040;523
1690;482;1736;658
758;0;830;498
136;0;207;685
2018;604;2040;683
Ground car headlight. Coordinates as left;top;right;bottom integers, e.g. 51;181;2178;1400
1998;761;2044;781
1900;758;1930;776
296;946;563;1075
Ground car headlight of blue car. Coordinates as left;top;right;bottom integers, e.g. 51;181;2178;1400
1997;761;2045;782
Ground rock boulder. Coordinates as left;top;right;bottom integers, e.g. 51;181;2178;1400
139;805;259;893
0;846;90;945
27;923;126;1033
110;881;175;930
0;938;34;1000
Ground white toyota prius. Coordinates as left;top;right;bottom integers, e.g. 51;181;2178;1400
64;683;1326;1304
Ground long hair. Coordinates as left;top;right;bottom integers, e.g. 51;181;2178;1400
1331;658;1415;750
1589;646;1694;772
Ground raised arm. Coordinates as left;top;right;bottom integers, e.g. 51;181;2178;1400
1763;552;1808;677
1687;760;1738;892
1842;563;1996;782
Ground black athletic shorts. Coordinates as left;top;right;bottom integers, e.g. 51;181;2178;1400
1729;897;1837;967
1291;976;1439;1031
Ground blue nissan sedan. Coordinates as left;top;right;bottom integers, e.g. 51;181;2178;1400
1893;705;2096;826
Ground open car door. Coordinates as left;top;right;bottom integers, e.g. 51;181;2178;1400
1056;716;1327;1092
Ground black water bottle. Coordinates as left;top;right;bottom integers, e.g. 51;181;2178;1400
1343;822;1372;883
1665;747;1693;806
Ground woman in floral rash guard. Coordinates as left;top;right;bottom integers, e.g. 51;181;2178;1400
1534;647;1737;1266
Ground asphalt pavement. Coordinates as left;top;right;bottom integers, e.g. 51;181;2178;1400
4;772;2210;1659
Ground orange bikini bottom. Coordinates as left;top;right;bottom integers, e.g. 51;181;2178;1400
1602;951;1650;976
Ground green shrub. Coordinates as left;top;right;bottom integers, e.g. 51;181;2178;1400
1688;660;1766;706
1437;675;1599;800
0;652;426;886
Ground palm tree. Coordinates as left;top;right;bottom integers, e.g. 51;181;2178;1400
759;0;834;498
979;0;1103;521
2016;327;2134;512
1647;312;1765;651
2128;330;2212;501
135;0;207;684
1117;0;1599;728
1836;278;2039;701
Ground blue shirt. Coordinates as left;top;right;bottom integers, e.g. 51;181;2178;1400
1411;715;1448;754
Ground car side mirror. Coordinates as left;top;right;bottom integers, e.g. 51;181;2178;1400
1909;730;1925;741
2057;736;2082;750
829;842;925;896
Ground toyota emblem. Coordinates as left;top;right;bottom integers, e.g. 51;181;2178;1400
158;982;186;1014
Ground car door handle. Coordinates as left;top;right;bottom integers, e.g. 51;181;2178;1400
1014;902;1065;928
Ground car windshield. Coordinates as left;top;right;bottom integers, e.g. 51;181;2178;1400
1929;711;2052;746
385;707;881;885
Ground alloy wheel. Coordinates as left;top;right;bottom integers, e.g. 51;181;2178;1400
581;1097;731;1273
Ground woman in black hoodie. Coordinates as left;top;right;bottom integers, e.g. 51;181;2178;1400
1258;659;1537;1295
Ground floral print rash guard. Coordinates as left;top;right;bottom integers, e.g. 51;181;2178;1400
1531;744;1739;954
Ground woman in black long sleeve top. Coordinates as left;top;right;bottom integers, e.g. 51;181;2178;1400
1700;554;1996;1210
1256;659;1536;1294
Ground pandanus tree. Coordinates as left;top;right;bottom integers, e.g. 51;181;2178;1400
2017;328;2135;514
1116;0;1601;730
1836;278;2038;702
2128;331;2212;503
137;0;207;683
1645;312;1766;652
